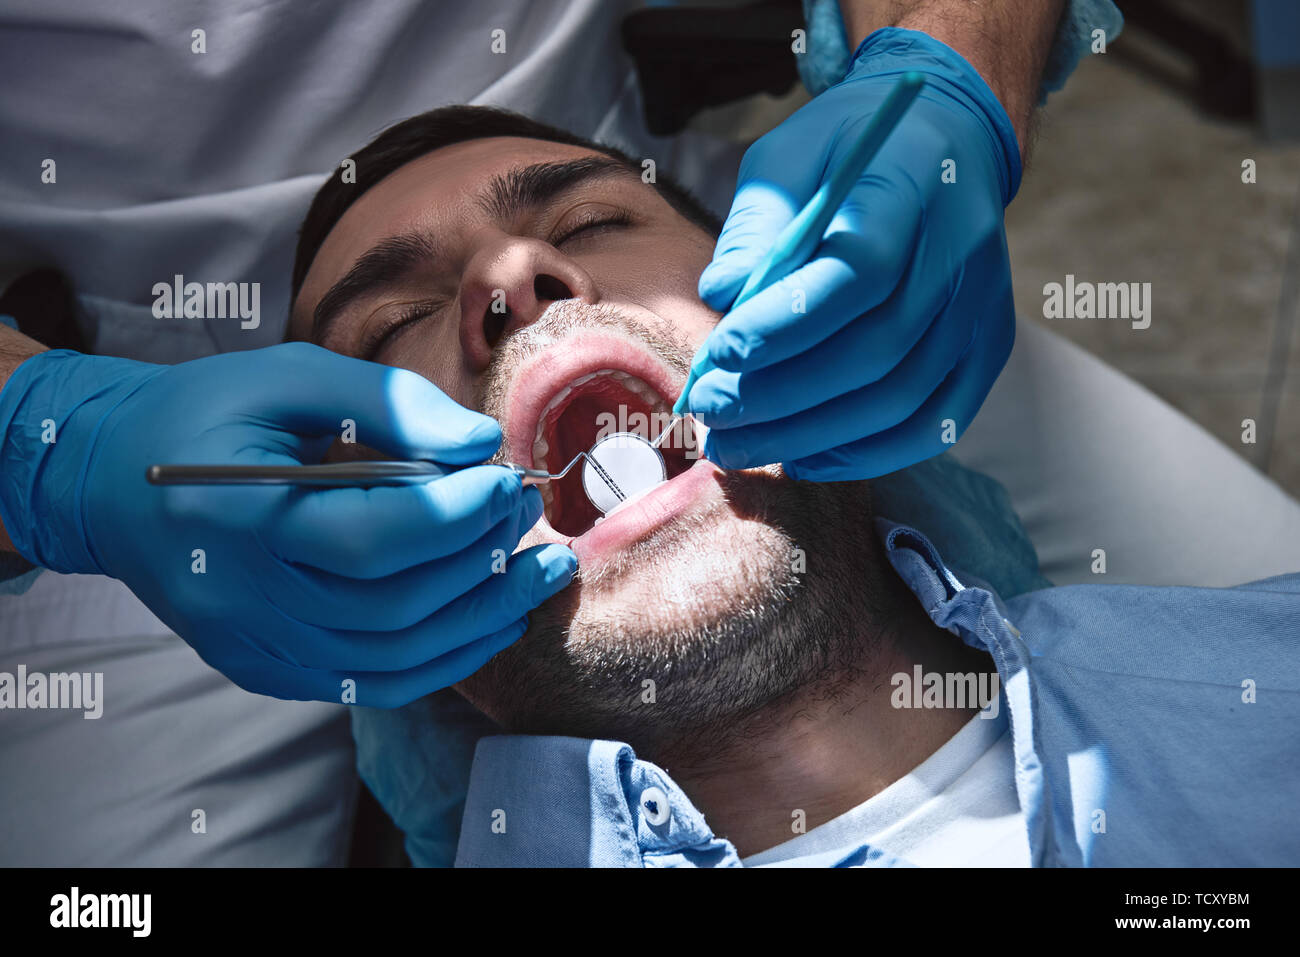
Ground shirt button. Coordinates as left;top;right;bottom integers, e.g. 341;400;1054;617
640;786;670;826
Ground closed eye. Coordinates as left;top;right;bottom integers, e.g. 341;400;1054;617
360;299;444;359
552;210;633;246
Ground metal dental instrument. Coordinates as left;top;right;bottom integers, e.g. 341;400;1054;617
650;417;683;448
149;417;690;496
147;437;651;511
148;451;622;491
582;431;665;513
670;71;927;419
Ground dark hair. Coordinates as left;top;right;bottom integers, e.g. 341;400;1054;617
289;104;722;320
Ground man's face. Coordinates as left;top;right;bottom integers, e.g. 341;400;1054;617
293;136;878;752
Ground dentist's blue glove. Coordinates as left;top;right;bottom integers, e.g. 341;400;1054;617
688;28;1023;479
0;342;574;706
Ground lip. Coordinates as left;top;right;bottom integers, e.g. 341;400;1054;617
504;332;684;468
569;457;724;562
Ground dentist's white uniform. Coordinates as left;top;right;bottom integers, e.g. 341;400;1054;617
1;0;1297;864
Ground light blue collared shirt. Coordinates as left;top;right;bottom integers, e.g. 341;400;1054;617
454;519;1300;867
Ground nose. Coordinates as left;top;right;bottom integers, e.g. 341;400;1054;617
459;232;599;370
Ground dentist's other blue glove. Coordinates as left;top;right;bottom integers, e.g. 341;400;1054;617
689;27;1022;479
0;342;574;706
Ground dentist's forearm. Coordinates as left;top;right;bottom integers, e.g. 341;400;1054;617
0;323;49;553
837;0;1066;159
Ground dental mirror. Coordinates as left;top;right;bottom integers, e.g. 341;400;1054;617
582;431;667;514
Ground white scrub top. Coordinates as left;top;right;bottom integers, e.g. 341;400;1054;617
0;0;738;362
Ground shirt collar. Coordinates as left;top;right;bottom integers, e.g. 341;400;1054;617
454;735;743;867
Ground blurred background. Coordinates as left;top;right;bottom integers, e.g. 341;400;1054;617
666;0;1300;498
1007;0;1300;500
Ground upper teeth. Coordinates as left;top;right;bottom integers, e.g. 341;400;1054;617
530;369;667;471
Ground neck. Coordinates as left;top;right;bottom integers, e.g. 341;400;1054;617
649;579;996;859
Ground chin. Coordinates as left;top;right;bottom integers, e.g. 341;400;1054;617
522;466;801;652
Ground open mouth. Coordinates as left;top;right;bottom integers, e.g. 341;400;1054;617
506;334;705;540
534;371;699;535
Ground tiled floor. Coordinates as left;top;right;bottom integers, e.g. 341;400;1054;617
1005;46;1300;500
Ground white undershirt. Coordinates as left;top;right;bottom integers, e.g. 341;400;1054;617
743;709;1031;867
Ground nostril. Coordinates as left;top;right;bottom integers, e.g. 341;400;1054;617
534;273;572;303
483;304;509;348
482;275;576;349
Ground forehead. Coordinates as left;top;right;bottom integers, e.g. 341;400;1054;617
297;136;617;320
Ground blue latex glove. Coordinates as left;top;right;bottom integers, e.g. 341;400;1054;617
0;342;575;706
688;27;1023;480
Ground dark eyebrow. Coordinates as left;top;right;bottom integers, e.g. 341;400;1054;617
477;155;636;222
311;232;439;345
310;155;638;346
